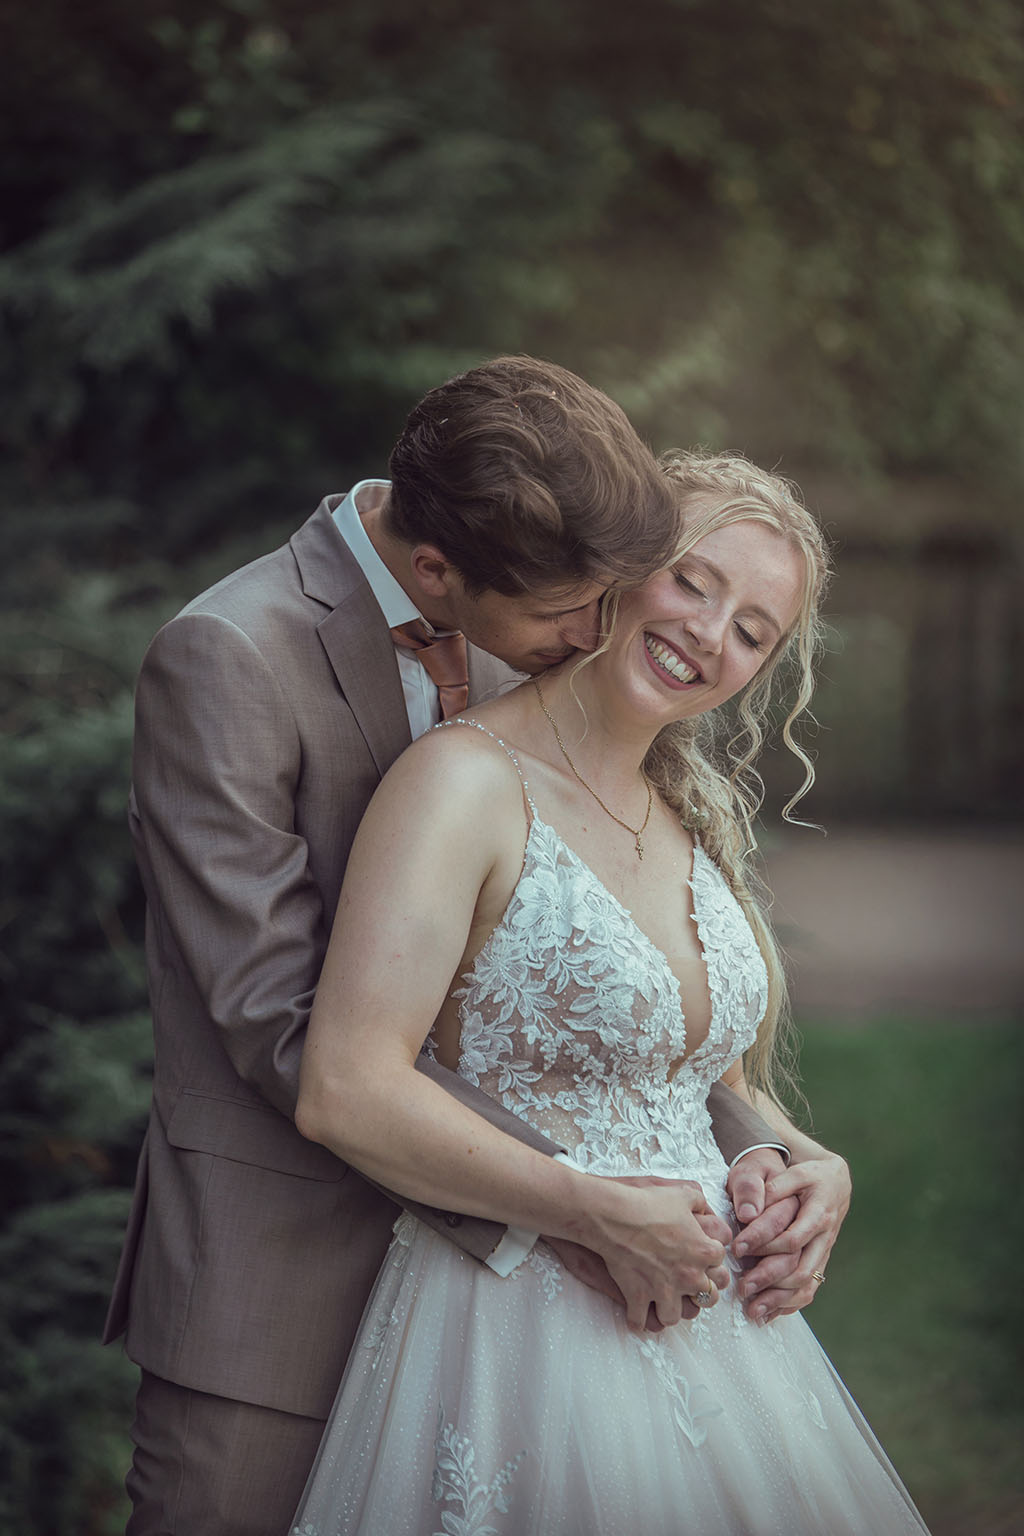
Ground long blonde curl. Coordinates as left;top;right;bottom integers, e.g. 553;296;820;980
594;450;831;1108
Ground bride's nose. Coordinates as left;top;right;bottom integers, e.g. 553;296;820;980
683;607;726;655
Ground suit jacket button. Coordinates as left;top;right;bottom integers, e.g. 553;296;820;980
445;1213;462;1227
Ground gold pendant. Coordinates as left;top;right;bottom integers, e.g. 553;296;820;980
636;834;644;860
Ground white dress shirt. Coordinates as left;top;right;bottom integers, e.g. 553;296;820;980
332;479;453;735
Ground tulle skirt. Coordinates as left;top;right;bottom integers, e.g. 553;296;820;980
291;1213;929;1536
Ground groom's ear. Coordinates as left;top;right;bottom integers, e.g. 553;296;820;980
409;544;459;600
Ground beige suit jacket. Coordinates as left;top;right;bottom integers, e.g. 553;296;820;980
104;497;777;1419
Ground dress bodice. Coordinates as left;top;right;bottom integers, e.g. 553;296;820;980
435;723;769;1188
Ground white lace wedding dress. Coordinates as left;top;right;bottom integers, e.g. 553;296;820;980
292;730;929;1536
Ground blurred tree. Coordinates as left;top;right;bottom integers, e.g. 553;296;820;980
0;547;167;1530
1;0;1021;560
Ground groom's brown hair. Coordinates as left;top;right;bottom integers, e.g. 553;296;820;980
386;356;678;596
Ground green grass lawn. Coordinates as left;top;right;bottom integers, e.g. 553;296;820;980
795;1014;1024;1536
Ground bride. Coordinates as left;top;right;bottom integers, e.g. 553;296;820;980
291;451;930;1535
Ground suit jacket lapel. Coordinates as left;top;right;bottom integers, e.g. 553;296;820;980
291;497;524;765
291;501;412;776
317;601;413;776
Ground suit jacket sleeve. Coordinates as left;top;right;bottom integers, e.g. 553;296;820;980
705;1082;788;1166
131;610;558;1266
133;611;325;1117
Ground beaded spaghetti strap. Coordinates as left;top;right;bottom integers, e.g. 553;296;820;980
434;717;538;821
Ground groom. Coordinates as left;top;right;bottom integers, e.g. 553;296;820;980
107;357;810;1535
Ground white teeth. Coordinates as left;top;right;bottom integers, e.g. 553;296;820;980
645;635;698;684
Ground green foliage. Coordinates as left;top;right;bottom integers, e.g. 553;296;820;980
2;0;1022;560
1;1307;139;1535
802;1015;1024;1532
0;529;285;1528
0;556;166;1531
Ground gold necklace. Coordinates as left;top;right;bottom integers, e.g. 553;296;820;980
532;678;653;861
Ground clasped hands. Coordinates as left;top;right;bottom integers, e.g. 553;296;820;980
546;1146;850;1331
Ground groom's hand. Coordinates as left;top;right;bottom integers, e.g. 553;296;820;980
732;1152;851;1323
726;1147;799;1315
727;1146;789;1226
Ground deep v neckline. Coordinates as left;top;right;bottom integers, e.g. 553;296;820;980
479;813;721;1072
437;715;721;1070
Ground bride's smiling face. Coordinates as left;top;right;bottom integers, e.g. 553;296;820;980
607;518;806;722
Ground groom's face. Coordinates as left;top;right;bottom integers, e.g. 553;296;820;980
448;577;606;674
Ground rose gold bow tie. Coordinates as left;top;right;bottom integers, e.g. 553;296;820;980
390;620;469;720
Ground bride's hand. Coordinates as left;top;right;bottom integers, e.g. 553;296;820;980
542;1237;698;1327
544;1225;729;1332
571;1173;732;1330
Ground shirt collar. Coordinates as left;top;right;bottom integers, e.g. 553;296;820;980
330;479;427;630
333;479;459;637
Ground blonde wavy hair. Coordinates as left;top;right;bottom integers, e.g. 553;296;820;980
597;450;831;1107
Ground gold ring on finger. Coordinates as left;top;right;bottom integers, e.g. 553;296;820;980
811;1270;826;1286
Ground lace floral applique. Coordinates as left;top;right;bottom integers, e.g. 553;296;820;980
684;1303;716;1353
377;1211;419;1282
728;1293;749;1339
759;1318;828;1429
362;1306;401;1371
393;1211;419;1245
431;1405;526;1535
688;845;769;1065
634;1335;724;1448
509;1241;563;1301
458;1010;543;1096
453;817;767;1181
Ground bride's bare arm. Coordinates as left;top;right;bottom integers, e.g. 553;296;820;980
296;729;728;1328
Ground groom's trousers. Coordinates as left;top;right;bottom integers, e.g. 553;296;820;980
126;1370;326;1536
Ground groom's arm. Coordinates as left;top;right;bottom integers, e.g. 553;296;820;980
400;1053;561;1263
132;613;332;1115
706;1080;789;1167
132;611;557;1267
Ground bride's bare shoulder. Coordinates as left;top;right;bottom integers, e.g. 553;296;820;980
384;709;531;816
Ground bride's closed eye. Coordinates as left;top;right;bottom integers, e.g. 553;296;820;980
673;571;707;598
735;623;766;651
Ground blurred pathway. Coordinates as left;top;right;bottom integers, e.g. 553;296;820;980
760;823;1024;1017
